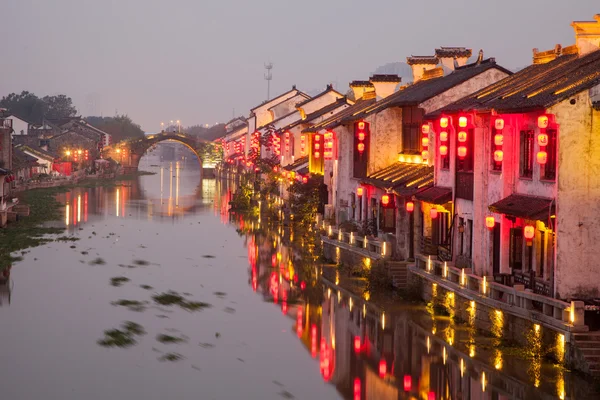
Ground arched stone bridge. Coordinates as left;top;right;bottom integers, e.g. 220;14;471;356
103;132;211;173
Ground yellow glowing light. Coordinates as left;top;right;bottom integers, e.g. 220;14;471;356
335;271;340;285
65;150;71;156
77;149;82;155
427;255;432;272
481;372;487;392
534;324;540;333
65;203;70;226
327;288;331;299
426;336;431;354
382;242;386;256
443;261;448;278
443;346;447;364
364;258;371;270
116;149;121;154
116;188;120;217
77;195;81;223
363;291;370;301
363;303;366;317
460;358;465;377
349;297;353;312
469;344;475;358
381;312;386;330
461;268;466;286
557;334;565;364
482;276;487;295
570;304;575;324
337;290;342;303
494;348;503;370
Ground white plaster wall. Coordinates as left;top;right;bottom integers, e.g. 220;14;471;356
300;92;344;115
10;117;29;136
551;90;600;299
251;89;300;127
420;68;510;115
366;107;403;175
269;93;308;120
331;124;359;224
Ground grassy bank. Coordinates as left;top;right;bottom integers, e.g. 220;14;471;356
0;186;68;270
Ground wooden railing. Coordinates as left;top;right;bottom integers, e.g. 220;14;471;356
411;254;587;332
321;223;392;259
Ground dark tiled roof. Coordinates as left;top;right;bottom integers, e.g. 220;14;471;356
435;47;472;58
15;144;58;160
302;98;377;133
406;56;438;65
283;156;308;171
257;109;299;130
489;193;554;221
225;115;247;125
370;74;401;83
434;50;600;115
363;162;433;195
12;148;38;168
0;168;10;174
302;97;353;122
415;186;453;204
295;84;343;108
350;80;374;87
347;58;512;122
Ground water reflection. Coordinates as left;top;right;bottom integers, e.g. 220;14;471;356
225;187;599;400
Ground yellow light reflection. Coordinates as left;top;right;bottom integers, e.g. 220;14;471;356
494;347;503;370
116;188;120;217
335;271;340;285
363;290;370;301
469;344;476;358
557;333;565;364
77;195;81;223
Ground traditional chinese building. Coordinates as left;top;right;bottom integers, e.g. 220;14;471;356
423;15;600;301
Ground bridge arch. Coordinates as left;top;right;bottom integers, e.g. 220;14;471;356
103;132;208;173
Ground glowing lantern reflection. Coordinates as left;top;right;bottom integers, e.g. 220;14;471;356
538;133;549;146
403;375;412;392
537;151;547;164
428;392;436;400
430;208;438;219
458;146;467;159
439;145;448;156
458;131;467;142
495;118;505;130
538;115;549;129
378;359;387;378
356;187;364;197
440;117;449;128
494;150;504;162
353;378;361;400
311;324;317;358
354;336;361;353
381;194;390;206
459;116;468;127
486;216;495;230
296;307;303;337
406;201;414;212
440;131;448;142
494;134;504;146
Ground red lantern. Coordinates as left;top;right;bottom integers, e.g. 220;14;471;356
495;118;505;130
494;150;504;162
458;131;467;143
458;116;468;128
439;131;448;142
381;194;390;206
440;117;449;128
538;133;549;147
428;392;436;400
378;359;387;378
315;151;321;159
354;378;361;400
422;124;430;134
524;225;535;240
421;137;429;147
458;146;467;159
354;336;361;353
406;201;414;212
358;121;365;130
357;143;365;153
358;132;365;141
430;208;438;219
439;145;448;156
537;151;547;164
421;150;429;160
494;134;504;146
356;187;364;197
538;115;549;129
486;216;495;230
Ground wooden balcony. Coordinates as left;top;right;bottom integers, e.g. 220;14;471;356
455;171;474;201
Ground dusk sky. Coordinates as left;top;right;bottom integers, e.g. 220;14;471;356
1;0;598;132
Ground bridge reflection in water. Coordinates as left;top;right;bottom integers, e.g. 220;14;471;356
222;193;595;400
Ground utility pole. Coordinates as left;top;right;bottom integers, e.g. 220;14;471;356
264;62;273;101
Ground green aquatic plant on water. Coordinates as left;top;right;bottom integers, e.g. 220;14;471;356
97;321;146;348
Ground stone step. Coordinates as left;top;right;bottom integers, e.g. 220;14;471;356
575;341;600;349
579;348;600;356
573;332;600;340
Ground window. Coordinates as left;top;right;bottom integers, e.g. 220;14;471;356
541;129;557;180
351;194;356;220
402;107;423;154
467;219;473;259
510;228;523;270
459;217;465;255
520;130;534;178
379;200;396;233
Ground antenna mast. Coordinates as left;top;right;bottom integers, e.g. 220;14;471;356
264;62;273;100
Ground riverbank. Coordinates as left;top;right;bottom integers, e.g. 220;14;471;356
0;171;156;271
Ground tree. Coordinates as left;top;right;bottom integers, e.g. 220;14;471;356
85;115;145;142
186;124;226;141
0;91;77;123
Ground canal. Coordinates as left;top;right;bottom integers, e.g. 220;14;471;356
0;151;598;399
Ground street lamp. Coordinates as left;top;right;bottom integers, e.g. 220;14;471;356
160;122;165;132
177;120;181;133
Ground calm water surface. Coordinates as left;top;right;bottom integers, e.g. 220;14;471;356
0;154;597;399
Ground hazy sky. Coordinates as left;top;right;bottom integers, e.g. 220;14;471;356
1;0;598;132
